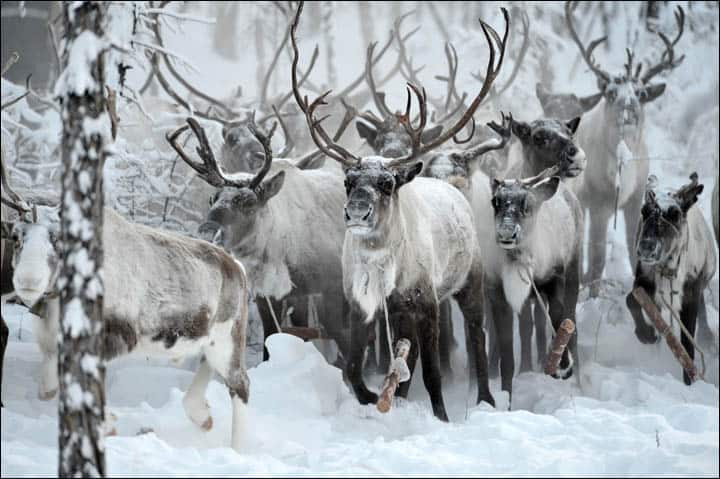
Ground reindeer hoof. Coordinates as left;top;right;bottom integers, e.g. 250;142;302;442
635;325;659;345
38;388;57;401
201;416;213;431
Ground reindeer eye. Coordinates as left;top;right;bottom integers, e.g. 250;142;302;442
666;206;681;223
378;176;394;195
533;134;548;146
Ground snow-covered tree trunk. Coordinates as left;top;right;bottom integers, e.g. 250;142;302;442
57;2;109;477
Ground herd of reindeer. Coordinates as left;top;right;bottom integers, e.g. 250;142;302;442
0;2;719;453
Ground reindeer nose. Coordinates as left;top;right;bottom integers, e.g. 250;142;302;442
566;145;577;157
637;239;661;261
345;201;374;225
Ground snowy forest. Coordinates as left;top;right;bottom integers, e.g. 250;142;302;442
1;1;718;476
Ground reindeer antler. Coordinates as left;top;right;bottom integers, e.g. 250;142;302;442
0;142;33;215
291;1;360;167
565;1;611;86
387;8;510;167
166;117;276;190
641;6;685;84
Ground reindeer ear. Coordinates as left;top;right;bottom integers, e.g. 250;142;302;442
394;162;423;189
355;121;378;145
676;173;704;213
257;171;285;203
645;175;659;203
510;118;531;143
420;125;444;143
640;83;666;103
566;117;581;135
579;92;603;112
531;177;560;203
295;153;325;170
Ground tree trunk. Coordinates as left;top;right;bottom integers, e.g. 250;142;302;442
357;1;374;50
58;2;108;476
322;1;336;89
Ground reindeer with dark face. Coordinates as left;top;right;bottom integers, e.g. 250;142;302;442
1;177;251;451
167;116;352;364
291;1;508;420
566;2;686;297
626;174;717;385
488;172;583;398
535;82;603;121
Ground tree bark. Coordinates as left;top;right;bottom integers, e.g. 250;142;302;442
58;2;108;476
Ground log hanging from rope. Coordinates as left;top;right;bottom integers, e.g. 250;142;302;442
377;338;411;413
544;318;575;376
631;287;697;382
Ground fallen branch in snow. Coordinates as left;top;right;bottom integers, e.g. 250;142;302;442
632;287;697;382
377;338;411;414
544;318;575;376
1;51;20;76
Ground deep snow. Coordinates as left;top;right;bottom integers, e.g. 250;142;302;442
1;1;719;476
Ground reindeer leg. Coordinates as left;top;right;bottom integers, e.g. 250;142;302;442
415;294;448;422
438;299;455;377
487;281;514;402
623;189;643;275
204;318;249;452
347;304;378;405
586;205;611;298
486;301;500;379
0;313;7;407
518;299;534;373
454;263;494;407
680;280;700;386
563;253;581;377
394;306;418;400
626;267;660;344
182;356;213;430
534;297;548;368
695;292;716;354
541;274;572;379
255;296;283;361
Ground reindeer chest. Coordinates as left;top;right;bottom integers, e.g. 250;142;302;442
348;252;397;323
242;255;293;300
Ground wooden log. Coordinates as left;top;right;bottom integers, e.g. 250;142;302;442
544;318;576;376
632;287;697;382
281;326;324;341
377;338;411;413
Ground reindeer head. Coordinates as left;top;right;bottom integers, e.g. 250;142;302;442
290;2;508;238
490;176;561;249
566;2;685;137
220;116;266;173
636;173;702;266
167;118;285;256
535;82;603;119
1;159;60;307
509;115;585;177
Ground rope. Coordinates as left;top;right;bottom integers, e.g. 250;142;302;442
659;295;707;380
264;296;282;334
520;264;555;335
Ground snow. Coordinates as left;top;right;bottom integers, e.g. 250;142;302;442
1;303;718;476
53;30;107;97
2;1;718;476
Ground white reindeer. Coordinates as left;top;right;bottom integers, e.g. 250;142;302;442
565;3;686;296
626;174;717;385
290;1;510;420
1;168;251;452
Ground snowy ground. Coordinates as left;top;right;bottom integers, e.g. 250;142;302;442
2;1;719;476
2;292;718;476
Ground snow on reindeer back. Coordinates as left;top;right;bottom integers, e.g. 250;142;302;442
250;334;350;417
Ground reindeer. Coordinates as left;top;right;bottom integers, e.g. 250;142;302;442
535;82;603;120
488;170;583;399
167;115;354;366
625;174;717;385
291;1;509;420
565;2;686;298
0;168;251;451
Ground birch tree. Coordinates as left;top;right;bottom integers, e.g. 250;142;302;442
56;1;109;476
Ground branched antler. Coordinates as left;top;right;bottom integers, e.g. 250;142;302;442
641;6;685;84
565;1;610;85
